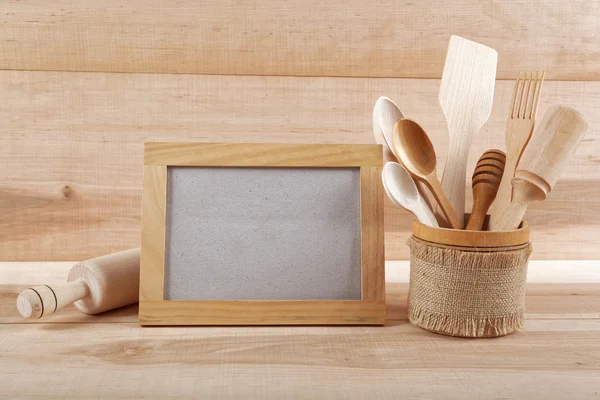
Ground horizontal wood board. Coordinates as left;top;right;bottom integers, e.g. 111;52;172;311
1;261;599;398
1;71;599;260
1;0;600;79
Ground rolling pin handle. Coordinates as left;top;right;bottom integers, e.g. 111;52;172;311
16;280;90;319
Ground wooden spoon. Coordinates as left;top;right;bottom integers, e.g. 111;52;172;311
490;105;588;231
372;96;401;163
439;35;498;227
382;162;439;227
372;96;434;209
465;150;506;230
373;96;404;160
392;118;462;229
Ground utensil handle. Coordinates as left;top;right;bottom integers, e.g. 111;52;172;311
465;211;486;231
492;201;528;231
17;280;90;319
488;155;518;226
428;176;463;229
440;136;471;227
413;205;440;228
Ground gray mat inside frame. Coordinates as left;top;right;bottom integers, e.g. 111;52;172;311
164;166;362;301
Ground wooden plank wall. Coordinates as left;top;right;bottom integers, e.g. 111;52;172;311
1;1;599;261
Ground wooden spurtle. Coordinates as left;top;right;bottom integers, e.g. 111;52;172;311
17;248;140;319
439;35;498;227
392;118;462;229
491;105;588;231
489;71;545;227
465;150;506;230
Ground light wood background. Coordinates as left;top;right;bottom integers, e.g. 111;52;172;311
1;1;599;261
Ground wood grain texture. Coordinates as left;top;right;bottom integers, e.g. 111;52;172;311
139;300;386;326
1;71;599;260
360;167;385;302
1;261;600;399
1;323;600;399
6;261;599;324
438;35;497;227
2;0;600;80
412;219;530;249
139;165;166;301
2;323;599;399
145;142;382;167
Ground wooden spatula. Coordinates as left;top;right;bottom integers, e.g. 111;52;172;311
439;36;498;227
465;150;505;231
491;105;588;231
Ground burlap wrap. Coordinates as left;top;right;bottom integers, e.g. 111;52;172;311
407;236;532;338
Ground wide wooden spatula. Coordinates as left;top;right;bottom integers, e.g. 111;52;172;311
492;105;588;231
439;35;498;227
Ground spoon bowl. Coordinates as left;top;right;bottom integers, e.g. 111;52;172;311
382;162;439;227
392;118;462;229
373;97;434;210
373;96;404;159
393;119;437;176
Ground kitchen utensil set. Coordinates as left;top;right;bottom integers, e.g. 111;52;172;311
378;36;587;232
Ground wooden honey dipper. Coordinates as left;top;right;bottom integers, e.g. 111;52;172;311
465;150;506;230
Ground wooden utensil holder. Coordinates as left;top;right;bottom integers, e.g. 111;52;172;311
407;217;531;338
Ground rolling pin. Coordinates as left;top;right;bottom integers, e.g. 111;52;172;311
17;248;140;319
491;105;588;231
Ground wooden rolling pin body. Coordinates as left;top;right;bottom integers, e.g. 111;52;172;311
17;248;140;319
490;106;588;231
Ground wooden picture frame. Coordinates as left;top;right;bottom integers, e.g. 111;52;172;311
139;142;385;325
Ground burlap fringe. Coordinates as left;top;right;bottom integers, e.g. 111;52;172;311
408;305;525;338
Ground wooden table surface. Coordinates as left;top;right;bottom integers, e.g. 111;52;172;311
1;261;600;399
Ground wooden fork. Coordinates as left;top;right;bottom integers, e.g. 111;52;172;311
488;71;545;230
